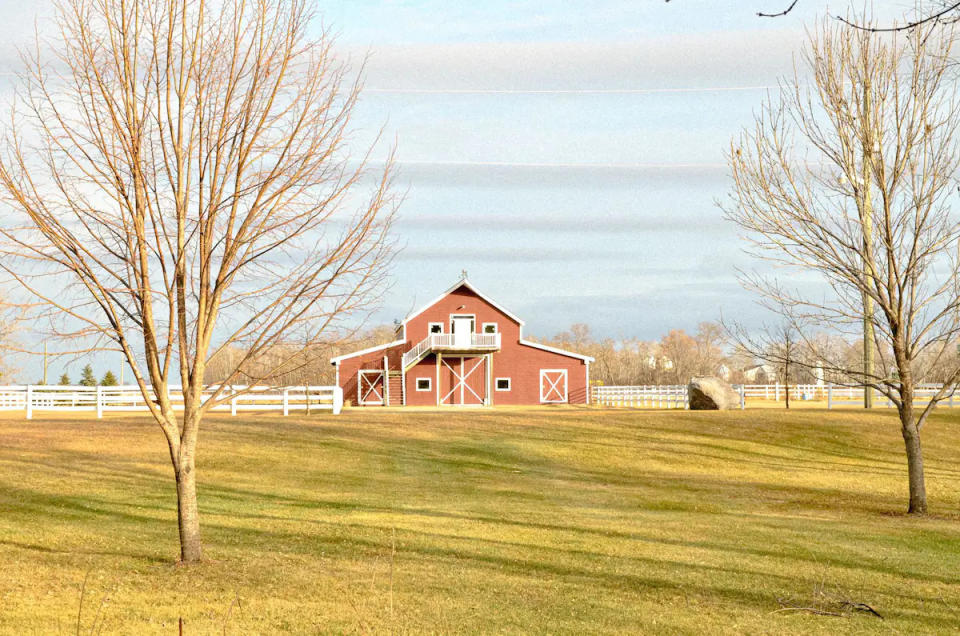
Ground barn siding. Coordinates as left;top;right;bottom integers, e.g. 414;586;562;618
335;282;591;407
336;344;404;406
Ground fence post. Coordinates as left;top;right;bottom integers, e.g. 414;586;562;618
827;384;833;410
25;385;33;420
282;388;289;416
333;387;343;415
230;386;237;416
96;385;103;419
950;388;954;408
775;382;780;402
739;384;745;410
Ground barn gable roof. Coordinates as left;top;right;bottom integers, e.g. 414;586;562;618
519;339;594;363
403;277;525;327
329;339;404;364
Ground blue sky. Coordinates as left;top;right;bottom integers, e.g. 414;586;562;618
0;1;916;379
327;0;840;338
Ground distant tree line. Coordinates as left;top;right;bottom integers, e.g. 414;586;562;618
35;323;960;391
535;323;960;388
203;326;398;387
49;364;119;387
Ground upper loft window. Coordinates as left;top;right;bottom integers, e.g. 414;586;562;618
428;322;443;334
482;323;498;334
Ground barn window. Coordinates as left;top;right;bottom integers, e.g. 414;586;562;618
482;323;498;334
428;322;443;334
416;378;432;391
495;378;511;391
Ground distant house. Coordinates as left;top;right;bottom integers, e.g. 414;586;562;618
331;277;594;406
742;363;777;383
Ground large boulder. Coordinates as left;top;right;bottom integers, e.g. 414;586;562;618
688;376;741;410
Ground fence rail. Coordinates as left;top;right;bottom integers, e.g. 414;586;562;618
591;382;960;410
0;384;343;419
592;385;689;409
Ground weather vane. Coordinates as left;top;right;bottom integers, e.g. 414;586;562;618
460;269;468;280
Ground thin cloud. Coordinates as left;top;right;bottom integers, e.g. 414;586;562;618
365;86;782;95
398;212;729;234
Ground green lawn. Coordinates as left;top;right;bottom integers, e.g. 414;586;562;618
1;407;959;634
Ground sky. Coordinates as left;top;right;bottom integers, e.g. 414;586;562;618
0;0;920;380
324;0;906;338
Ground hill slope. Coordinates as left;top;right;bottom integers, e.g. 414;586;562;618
1;407;959;634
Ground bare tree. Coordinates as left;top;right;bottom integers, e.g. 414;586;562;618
0;294;20;382
667;1;960;30
724;16;960;514
0;0;395;561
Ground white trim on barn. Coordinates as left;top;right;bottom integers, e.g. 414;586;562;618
330;339;404;364
539;369;568;403
403;278;525;331
358;369;386;405
519;339;594;363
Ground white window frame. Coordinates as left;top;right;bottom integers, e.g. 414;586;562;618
415;377;432;392
495;377;511;391
482;322;498;334
539;369;568;403
428;322;444;334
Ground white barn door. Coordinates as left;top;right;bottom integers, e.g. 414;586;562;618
540;369;568;403
358;370;385;405
441;357;485;406
453;317;472;348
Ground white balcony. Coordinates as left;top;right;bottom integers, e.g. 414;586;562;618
403;333;501;369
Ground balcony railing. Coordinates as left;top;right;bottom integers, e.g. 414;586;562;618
403;333;501;369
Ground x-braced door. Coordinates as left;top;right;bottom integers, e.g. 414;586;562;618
540;369;568;403
441;357;485;405
358;369;385;405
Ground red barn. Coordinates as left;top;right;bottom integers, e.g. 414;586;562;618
331;277;593;407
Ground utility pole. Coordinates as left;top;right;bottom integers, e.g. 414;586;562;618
861;73;875;409
42;341;48;385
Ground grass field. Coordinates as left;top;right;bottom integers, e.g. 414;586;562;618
1;407;959;634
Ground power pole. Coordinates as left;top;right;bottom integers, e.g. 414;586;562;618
862;74;875;409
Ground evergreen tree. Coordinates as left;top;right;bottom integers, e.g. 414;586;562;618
78;364;97;387
58;373;70;385
100;370;118;386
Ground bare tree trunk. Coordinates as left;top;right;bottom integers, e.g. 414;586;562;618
167;408;202;563
899;389;927;513
175;453;202;562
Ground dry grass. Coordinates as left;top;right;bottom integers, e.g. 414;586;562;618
1;406;959;633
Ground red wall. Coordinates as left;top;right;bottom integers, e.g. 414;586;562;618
337;343;403;406
404;286;521;348
335;284;590;406
486;343;588;405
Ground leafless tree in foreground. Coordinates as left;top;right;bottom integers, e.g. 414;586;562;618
724;16;960;514
0;0;396;561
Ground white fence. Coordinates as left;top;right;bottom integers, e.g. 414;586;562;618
592;385;689;409
592;382;960;410
0;384;343;419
